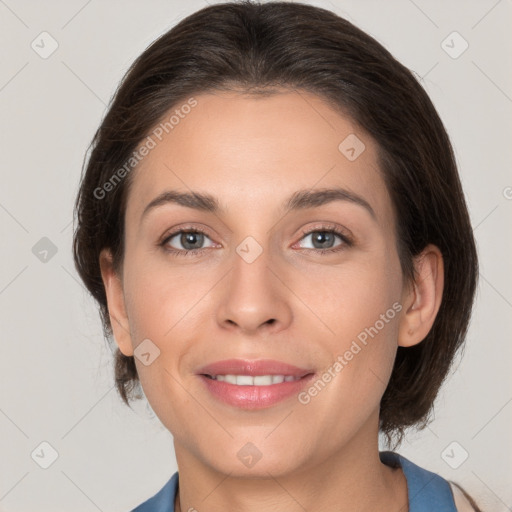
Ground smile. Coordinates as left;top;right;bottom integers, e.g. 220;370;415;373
204;374;301;385
197;359;315;409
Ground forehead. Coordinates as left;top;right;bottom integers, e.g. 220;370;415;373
125;90;393;225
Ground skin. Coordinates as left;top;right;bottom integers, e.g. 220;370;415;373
100;90;443;512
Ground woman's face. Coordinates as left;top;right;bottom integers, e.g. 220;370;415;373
107;90;409;476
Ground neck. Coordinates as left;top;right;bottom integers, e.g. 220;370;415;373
173;414;408;512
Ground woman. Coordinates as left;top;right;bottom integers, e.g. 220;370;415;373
73;2;482;510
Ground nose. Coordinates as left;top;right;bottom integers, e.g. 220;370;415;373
215;246;293;335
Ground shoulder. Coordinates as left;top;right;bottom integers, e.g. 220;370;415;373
380;451;479;512
130;472;179;512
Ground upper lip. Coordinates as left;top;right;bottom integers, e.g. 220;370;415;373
198;359;313;377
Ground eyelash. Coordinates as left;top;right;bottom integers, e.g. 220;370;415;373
159;224;353;258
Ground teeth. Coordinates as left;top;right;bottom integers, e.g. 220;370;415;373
210;374;299;385
224;375;237;385
254;375;273;385
236;375;253;386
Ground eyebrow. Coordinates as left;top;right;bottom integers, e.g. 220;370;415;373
141;187;375;221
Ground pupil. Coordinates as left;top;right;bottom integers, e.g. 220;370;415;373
182;232;203;250
313;232;333;249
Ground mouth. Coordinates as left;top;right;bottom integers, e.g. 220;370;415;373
203;374;302;385
197;359;315;409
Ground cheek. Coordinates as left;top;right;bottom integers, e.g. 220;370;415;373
296;253;403;345
121;256;219;407
294;250;403;398
123;253;216;340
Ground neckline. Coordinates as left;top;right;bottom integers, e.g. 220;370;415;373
133;451;457;511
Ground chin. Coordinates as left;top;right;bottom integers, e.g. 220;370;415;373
211;456;304;479
193;437;314;479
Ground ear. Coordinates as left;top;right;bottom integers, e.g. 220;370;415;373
99;249;134;356
398;244;444;347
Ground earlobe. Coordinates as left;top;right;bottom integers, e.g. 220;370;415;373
99;249;134;356
398;244;444;348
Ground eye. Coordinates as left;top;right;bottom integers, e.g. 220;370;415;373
162;229;217;254
160;225;352;257
295;227;352;252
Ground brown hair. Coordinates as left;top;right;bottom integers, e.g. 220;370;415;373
73;1;478;447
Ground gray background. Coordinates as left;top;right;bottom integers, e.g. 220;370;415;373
0;0;511;510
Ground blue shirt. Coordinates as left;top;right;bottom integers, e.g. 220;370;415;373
131;451;458;511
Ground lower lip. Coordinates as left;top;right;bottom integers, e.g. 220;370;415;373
199;374;315;409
